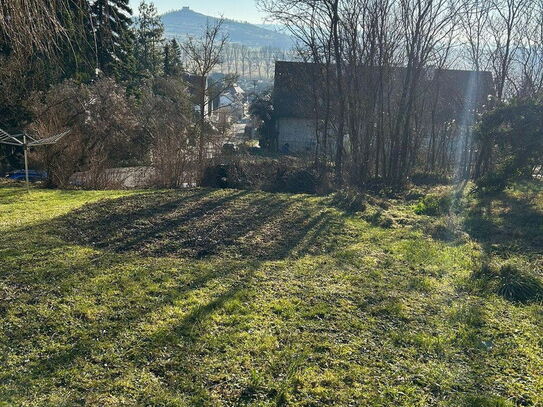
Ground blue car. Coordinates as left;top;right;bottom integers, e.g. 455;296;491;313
5;170;48;182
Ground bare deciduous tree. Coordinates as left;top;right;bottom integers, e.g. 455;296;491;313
182;19;229;172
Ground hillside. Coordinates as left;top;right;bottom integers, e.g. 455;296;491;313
161;7;293;49
1;181;542;405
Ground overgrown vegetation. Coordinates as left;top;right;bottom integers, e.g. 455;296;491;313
4;0;543;191
472;260;543;303
1;181;542;406
0;0;233;187
200;157;332;195
474;101;543;194
2;0;543;405
414;192;453;216
259;0;543;186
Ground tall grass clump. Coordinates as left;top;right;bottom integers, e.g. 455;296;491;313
472;259;543;303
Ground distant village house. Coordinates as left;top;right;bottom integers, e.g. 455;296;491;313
272;61;494;155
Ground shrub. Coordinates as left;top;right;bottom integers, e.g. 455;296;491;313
33;79;146;187
363;209;395;228
474;101;543;193
273;169;317;194
201;157;325;195
330;189;367;213
200;163;248;189
414;193;452;216
472;260;543;303
496;263;543;303
475;171;509;195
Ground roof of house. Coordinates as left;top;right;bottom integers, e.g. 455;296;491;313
273;61;494;121
231;84;245;95
273;62;324;119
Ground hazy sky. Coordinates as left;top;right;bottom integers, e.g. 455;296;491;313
129;0;267;23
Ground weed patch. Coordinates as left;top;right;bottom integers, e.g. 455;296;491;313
472;260;543;303
414;192;452;216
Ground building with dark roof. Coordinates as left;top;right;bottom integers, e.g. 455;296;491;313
273;61;494;154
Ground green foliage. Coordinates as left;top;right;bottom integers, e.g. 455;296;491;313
91;0;135;77
134;0;165;77
475;101;543;194
414;193;452;216
0;1;95;147
163;39;183;76
496;263;543;303
330;189;367;213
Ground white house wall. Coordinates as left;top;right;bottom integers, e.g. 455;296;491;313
277;118;317;153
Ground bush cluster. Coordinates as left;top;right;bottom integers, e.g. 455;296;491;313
200;157;326;195
329;189;367;213
414;193;452;216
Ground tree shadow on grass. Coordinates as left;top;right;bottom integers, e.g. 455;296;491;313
54;188;348;260
464;191;543;256
1;188;353;403
3;252;258;398
0;185;27;205
458;188;543;404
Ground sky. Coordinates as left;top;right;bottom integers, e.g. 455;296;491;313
129;0;267;24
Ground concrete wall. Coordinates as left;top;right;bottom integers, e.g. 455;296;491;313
277;118;317;154
70;167;156;189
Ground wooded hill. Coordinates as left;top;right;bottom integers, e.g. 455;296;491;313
161;7;293;49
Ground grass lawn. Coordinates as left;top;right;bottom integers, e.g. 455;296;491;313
1;182;542;406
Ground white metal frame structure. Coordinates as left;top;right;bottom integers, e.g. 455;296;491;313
0;128;69;190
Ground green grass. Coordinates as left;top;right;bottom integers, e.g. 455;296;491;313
1;182;542;406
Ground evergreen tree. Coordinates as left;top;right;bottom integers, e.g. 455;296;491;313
134;0;164;77
170;39;183;74
90;0;135;78
112;28;139;83
163;39;182;76
163;42;171;75
59;0;97;81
